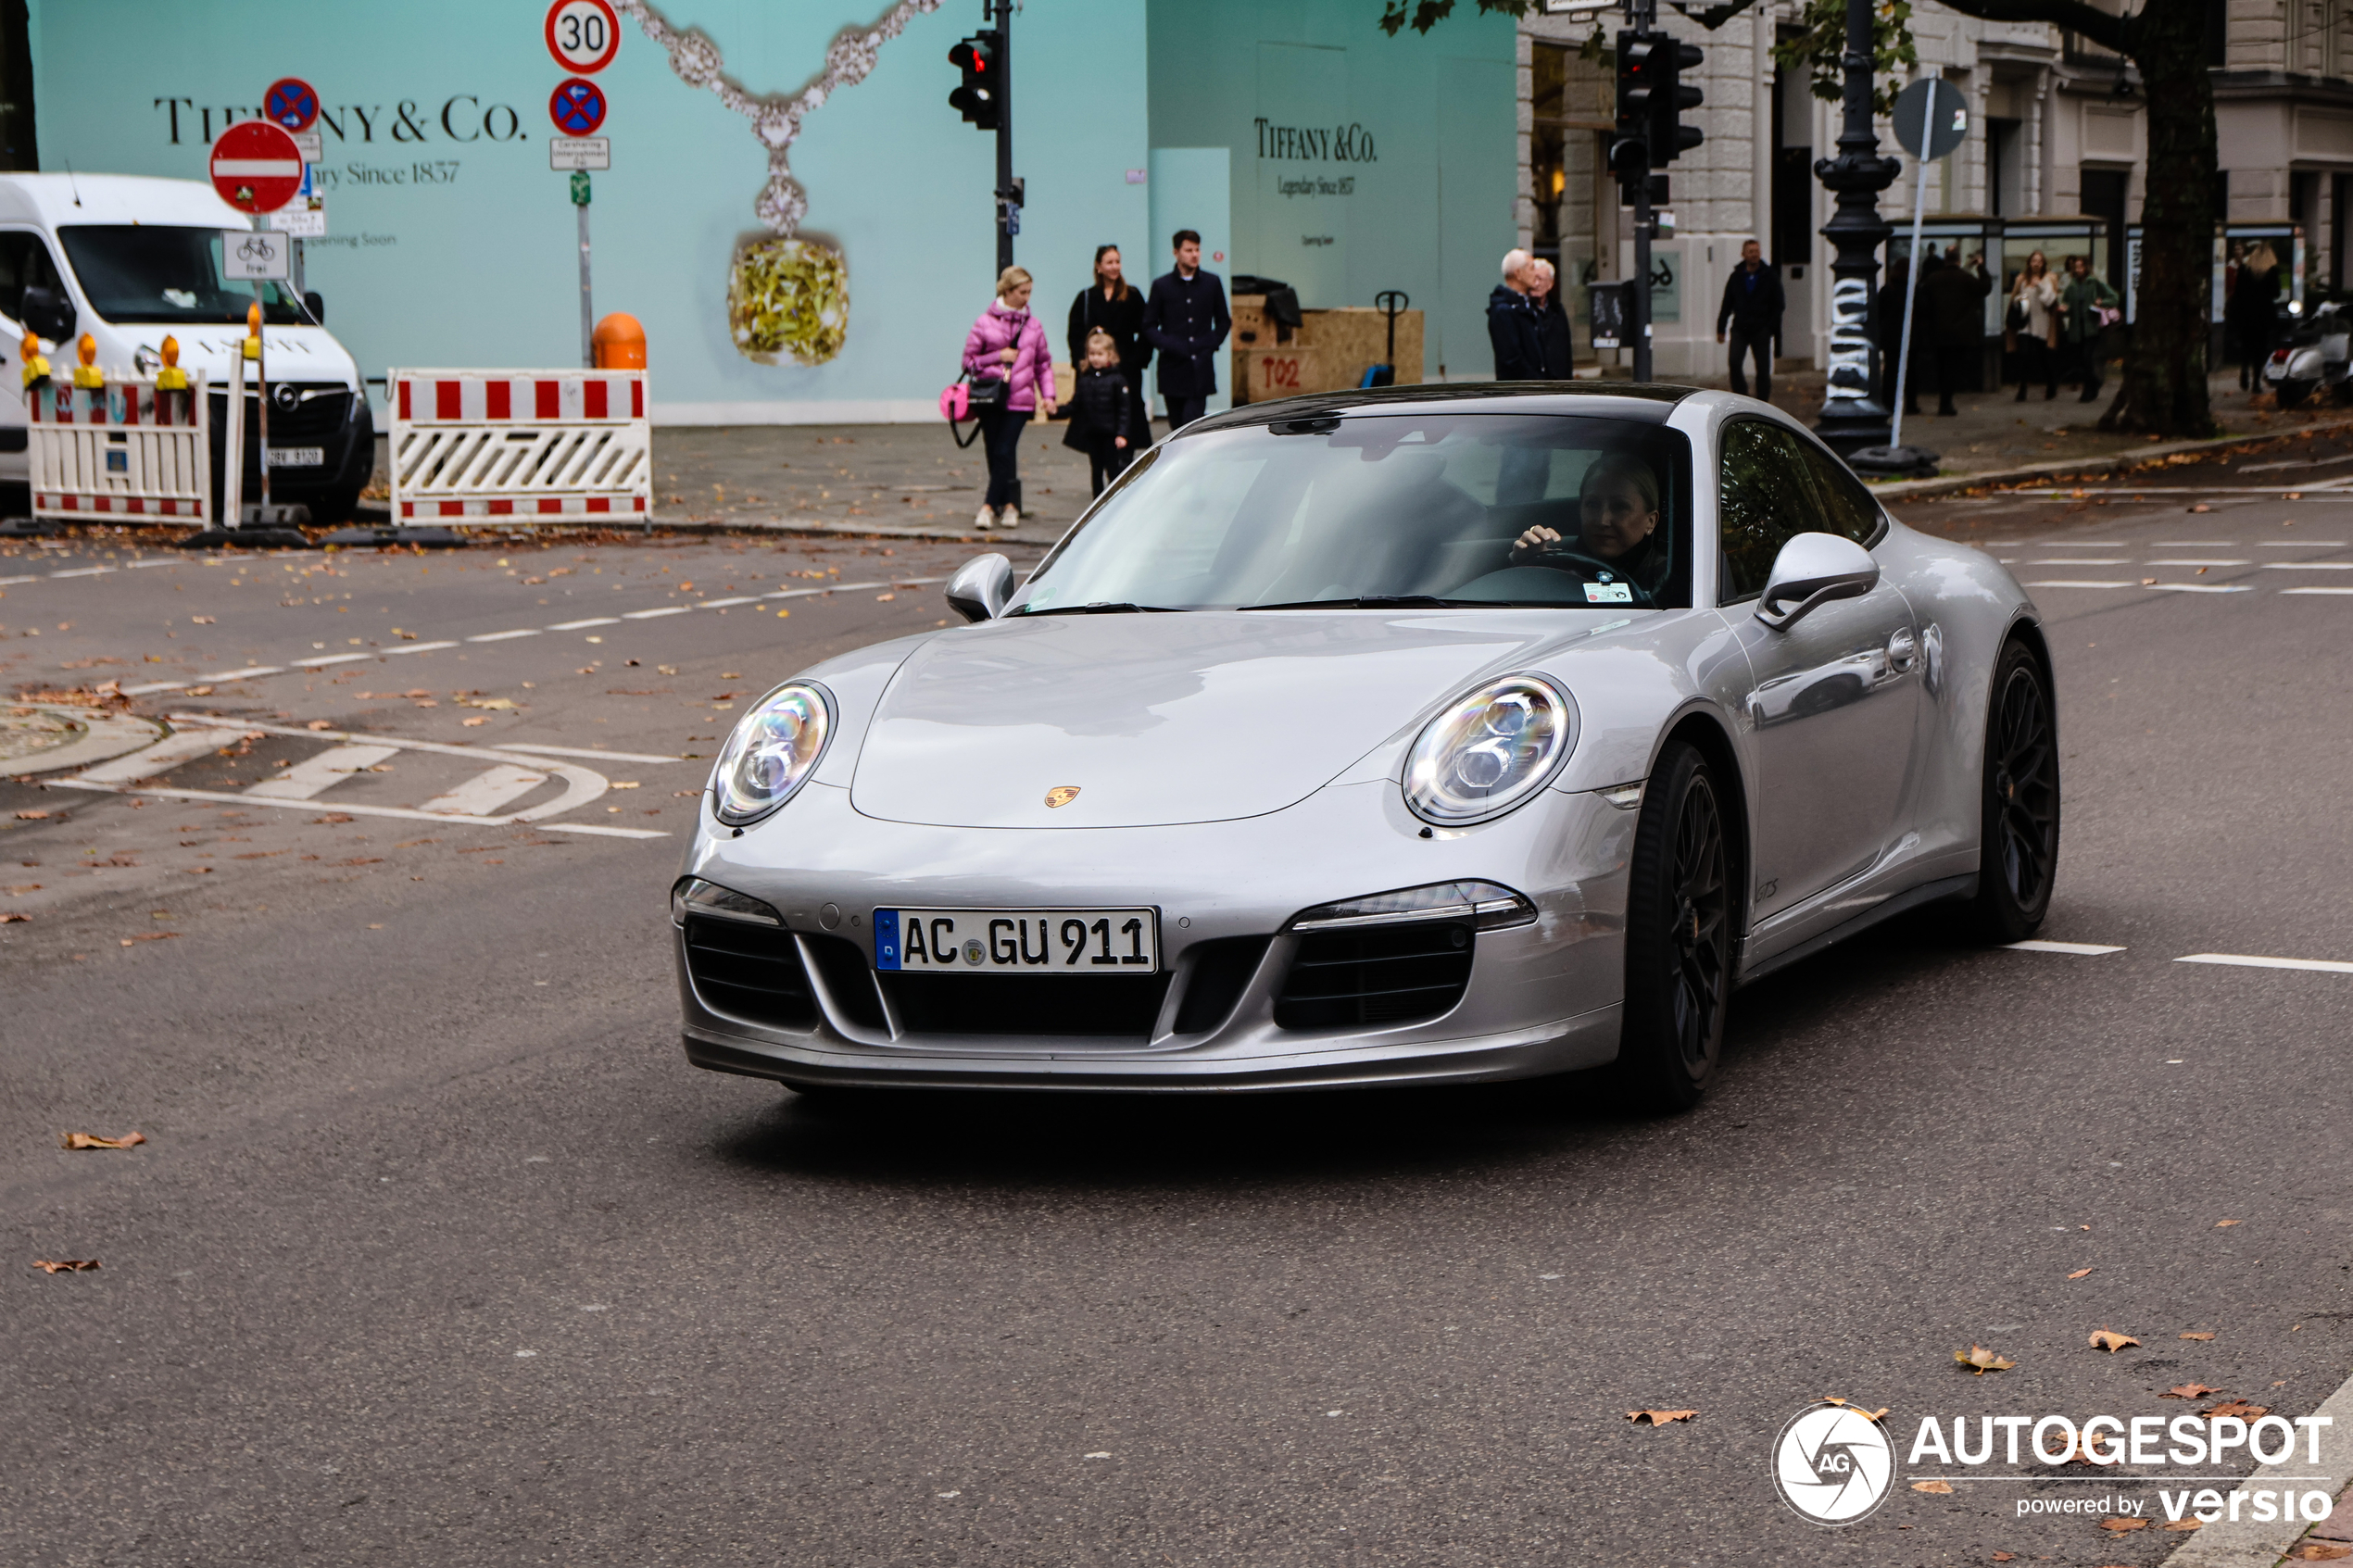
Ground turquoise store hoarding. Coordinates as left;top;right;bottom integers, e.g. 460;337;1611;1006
27;0;1510;423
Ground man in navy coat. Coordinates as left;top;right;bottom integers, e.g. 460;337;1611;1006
1141;229;1231;431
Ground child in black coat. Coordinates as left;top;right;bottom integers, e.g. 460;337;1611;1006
1061;329;1134;496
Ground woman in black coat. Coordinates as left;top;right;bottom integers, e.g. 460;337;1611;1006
1067;245;1152;445
2228;243;2281;392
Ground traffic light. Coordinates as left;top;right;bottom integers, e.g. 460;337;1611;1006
1650;38;1705;166
948;31;1001;130
1611;31;1656;190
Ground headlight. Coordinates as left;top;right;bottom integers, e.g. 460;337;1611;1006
1290;881;1537;932
1402;675;1575;825
711;682;832;825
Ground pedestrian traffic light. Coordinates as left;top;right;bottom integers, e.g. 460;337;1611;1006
1650;39;1705;166
948;31;1001;131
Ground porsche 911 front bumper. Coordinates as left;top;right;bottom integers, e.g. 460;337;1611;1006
673;775;1639;1092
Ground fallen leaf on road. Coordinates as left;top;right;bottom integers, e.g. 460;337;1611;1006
458;697;517;710
61;1131;145;1149
187;686;213;696
2160;1384;2223;1399
2181;1331;2216;1341
2215;1219;2240;1227
461;717;489;726
0;912;29;923
673;790;698;798
2089;1328;2140;1352
1911;1480;1954;1494
32;1259;98;1273
313;814;353;825
2201;1400;2268;1420
2142;577;2158;585
414;699;439;708
305;719;334;731
2100;1516;2147;1532
14;809;49;820
1957;1345;2016;1374
2163;1519;2200;1531
776;608;790;618
1993;1554;2015;1562
332;858;384;867
2069;1268;2094;1279
190;616;215;624
1624;1409;1696;1425
6;884;37;894
1818;1398;1889;1421
2292;1545;2353;1561
2190;503;2212;513
610;781;639;789
120;932;179;944
875;592;896;601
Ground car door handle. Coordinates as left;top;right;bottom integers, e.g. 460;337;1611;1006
1886;628;1919;672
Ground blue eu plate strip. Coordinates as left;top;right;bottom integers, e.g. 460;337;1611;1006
874;909;900;970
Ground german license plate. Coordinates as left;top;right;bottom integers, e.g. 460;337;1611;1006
265;446;324;468
875;908;1159;974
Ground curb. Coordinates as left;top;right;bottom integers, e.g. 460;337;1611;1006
1867;412;2353;502
0;706;165;779
2160;1361;2353;1567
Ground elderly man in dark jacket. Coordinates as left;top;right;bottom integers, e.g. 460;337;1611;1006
1923;247;1994;416
1715;239;1785;400
1140;229;1231;431
1487;248;1545;379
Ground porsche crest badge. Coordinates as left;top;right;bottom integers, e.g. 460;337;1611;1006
1044;785;1081;809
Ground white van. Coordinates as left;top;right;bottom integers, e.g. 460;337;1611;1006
0;172;373;521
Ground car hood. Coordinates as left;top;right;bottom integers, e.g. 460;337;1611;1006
849;611;1569;829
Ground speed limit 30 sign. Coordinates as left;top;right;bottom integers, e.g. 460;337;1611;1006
546;0;621;74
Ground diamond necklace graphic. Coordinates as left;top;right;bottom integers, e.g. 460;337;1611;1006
618;0;944;365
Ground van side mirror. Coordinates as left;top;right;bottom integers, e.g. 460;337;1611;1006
303;291;325;324
945;552;1014;622
20;285;72;345
1755;532;1879;631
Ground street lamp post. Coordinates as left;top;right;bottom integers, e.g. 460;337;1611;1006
1811;0;1901;458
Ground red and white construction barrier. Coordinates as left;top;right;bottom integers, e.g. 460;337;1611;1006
388;369;650;523
30;375;212;521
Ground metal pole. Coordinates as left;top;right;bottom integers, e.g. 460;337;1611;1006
1632;181;1654;383
577;177;595;369
252;281;271;511
994;0;1013;273
1888;85;1941;455
1809;0;1899;453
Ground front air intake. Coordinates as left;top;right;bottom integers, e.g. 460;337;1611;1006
1274;920;1474;1031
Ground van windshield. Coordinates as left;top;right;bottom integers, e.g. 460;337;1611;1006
56;226;304;325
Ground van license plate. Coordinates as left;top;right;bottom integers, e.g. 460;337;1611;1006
266;447;324;468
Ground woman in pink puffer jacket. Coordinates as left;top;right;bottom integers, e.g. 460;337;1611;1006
962;267;1058;531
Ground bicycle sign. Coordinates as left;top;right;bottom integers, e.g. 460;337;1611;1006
221;229;290;281
208;120;303;213
264;77;320;134
548;78;608;137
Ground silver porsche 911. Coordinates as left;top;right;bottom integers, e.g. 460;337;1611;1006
672;385;2057;1109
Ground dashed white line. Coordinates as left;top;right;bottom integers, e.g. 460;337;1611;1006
2177;953;2353;975
202;665;286;680
547;617;620;630
2145;583;2253;594
2282;586;2353;595
2006;940;2126;955
0;574;38;585
2027;580;2134;589
467;629;542;642
698;596;762;608
2259;539;2347;546
48;566;115;579
384;640;460;655
2029;558;2130;565
291;652;376;667
2145;558;2252;566
2260;561;2353;569
500;743;685;763
623;606;692;620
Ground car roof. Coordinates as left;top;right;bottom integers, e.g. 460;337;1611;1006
1185;381;1695;436
0;173;245;230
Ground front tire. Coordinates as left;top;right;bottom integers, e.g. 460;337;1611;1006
1611;740;1732;1112
2276;378;2315;408
1964;639;2060;942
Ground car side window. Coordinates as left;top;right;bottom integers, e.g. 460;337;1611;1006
1793;435;1886;546
1718;419;1826;601
0;232;61;326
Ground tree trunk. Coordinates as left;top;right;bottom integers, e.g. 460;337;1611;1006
2101;0;2218;437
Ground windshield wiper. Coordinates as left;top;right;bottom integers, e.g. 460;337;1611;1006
1240;595;1457;611
1012;601;1184;616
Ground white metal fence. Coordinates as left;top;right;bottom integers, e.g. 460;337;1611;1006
30;374;212;522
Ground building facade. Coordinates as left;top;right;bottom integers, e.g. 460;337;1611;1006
1519;0;2351;380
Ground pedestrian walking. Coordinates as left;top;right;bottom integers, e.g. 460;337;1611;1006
1141;229;1230;432
1486;248;1545;379
2005;250;2059;401
1529;258;1575;378
2227;242;2281;392
961;265;1056;532
1874;257;1931;416
1922;248;1992;416
1062;328;1135;497
2057;254;2121;404
1714;239;1785;400
1066;244;1151;447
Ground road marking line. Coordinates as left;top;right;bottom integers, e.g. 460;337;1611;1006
164;714;613;822
44;776;662;834
75;727;258;784
2029;558;2130;564
418;764;550;817
2006;940;2126;955
383;640;460;656
0;574;37;585
125;558;176;569
291;652;375;667
547;617;620;630
2176;952;2353;975
535;822;668;840
2145;558;2252;566
2153;541;2238;546
499;743;684;763
467;629;541;642
2259;539;2347;546
244;744;400;800
197;666;285;680
2026;580;2134;588
119;681;190;696
48;566;115;579
697;596;762;608
2260;560;2353;569
2145;583;2253;593
2283;585;2353;595
623;606;692;619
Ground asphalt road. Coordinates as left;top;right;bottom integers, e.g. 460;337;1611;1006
6;437;2353;1568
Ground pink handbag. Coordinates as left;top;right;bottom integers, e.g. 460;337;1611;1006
939;381;969;420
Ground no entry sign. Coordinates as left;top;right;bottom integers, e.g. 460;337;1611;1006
549;78;608;137
210;120;304;214
264;77;320;134
545;0;621;74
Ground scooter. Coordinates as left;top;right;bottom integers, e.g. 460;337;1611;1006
2263;299;2351;408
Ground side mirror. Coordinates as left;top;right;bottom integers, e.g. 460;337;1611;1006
1755;532;1879;631
945;552;1014;622
20;285;72;345
302;291;325;324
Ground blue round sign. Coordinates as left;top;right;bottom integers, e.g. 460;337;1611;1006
549;78;607;137
265;77;319;135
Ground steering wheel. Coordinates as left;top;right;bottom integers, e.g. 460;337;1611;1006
1516;545;1657;608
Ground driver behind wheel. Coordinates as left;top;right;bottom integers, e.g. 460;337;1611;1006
1506;451;1667;596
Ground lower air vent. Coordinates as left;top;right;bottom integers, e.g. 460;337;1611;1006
1173;936;1271;1035
880;972;1174;1040
802;934;888;1031
1274;920;1474;1031
683;915;816;1030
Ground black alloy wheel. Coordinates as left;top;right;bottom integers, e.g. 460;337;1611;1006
1613;740;1731;1112
1967;639;2060;942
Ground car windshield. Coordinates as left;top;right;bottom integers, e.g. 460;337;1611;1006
57;225;304;325
1013;411;1693;613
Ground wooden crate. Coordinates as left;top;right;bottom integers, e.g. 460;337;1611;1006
1230;300;1423;403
